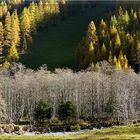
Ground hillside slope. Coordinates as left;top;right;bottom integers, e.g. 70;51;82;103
20;3;114;70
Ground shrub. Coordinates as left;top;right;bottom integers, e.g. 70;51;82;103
80;111;88;121
22;126;28;132
34;100;52;123
58;101;76;120
50;117;62;126
70;124;81;132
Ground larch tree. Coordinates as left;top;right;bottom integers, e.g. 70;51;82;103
38;1;44;25
8;44;19;61
108;51;113;65
2;1;8;16
0;5;2;19
0;22;4;48
20;7;31;38
115;60;122;70
29;2;36;33
99;19;108;45
101;43;107;60
4;12;11;48
84;21;98;66
11;10;20;47
110;25;117;38
134;41;140;71
0;22;4;64
88;42;94;64
110;15;118;26
86;21;98;46
115;33;121;48
113;56;117;66
123;10;130;26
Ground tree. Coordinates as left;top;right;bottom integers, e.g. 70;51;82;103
2;1;8;16
4;12;11;48
10;10;20;47
108;51;113;64
0;5;2;19
2;60;10;68
29;2;36;33
0;94;7;122
113;56;117;65
88;42;94;63
115;60;122;70
110;15;117;26
100;19;107;31
99;19;108;45
134;41;140;71
101;43;107;60
58;101;76;120
115;33;121;48
110;25;117;37
105;96;117;117
123;10;130;25
38;1;44;25
20;7;31;37
21;35;27;51
8;44;19;61
0;22;4;64
86;21;98;46
34;100;51;123
0;22;4;48
76;7;139;71
123;55;129;70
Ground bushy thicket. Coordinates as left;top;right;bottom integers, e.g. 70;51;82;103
0;62;139;124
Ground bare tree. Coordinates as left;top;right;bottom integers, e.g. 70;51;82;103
0;62;139;124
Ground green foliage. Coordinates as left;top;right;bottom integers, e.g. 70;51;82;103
105;97;117;116
58;101;76;120
70;124;81;132
21;35;27;50
34;100;52;123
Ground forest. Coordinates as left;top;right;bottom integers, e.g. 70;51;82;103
0;0;139;139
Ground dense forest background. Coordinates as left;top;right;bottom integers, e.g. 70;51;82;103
0;0;139;130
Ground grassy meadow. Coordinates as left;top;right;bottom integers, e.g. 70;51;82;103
0;124;140;140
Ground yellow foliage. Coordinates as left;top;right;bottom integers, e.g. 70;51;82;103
100;19;107;30
108;51;113;64
95;63;100;72
89;42;94;52
115;60;122;70
113;56;117;65
115;33;121;47
8;44;19;60
2;61;10;69
110;25;117;36
102;43;106;54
